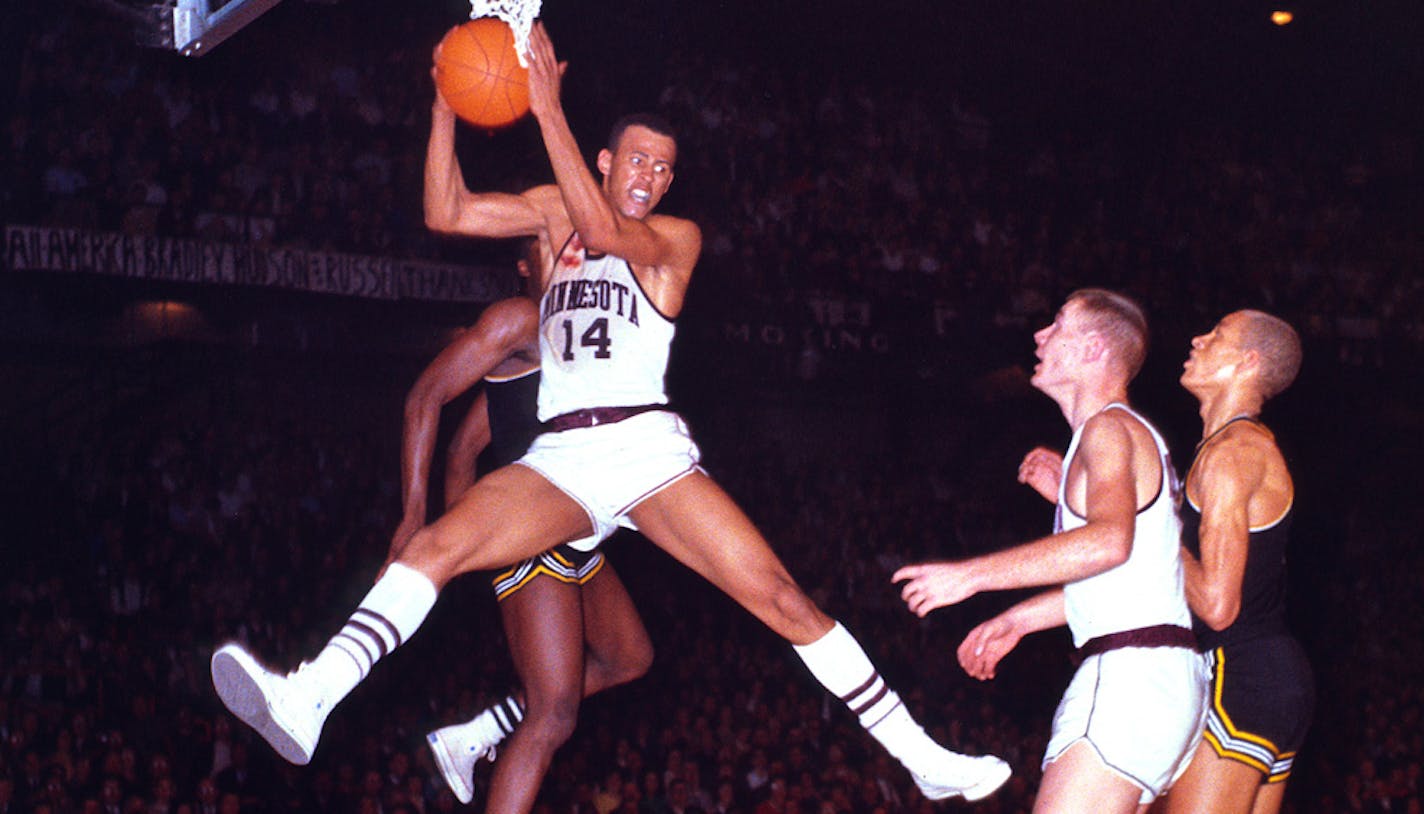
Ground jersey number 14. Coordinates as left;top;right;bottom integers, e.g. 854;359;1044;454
561;317;612;360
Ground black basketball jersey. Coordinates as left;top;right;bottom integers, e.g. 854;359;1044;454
1182;418;1293;649
484;368;541;469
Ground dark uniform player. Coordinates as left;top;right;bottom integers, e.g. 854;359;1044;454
391;241;653;813
1158;310;1313;814
480;368;608;605
1184;419;1313;781
481;364;609;600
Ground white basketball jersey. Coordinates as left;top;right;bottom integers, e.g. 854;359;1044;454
1056;403;1191;647
536;235;676;421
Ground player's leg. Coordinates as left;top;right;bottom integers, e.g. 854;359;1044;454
1163;639;1307;814
403;463;593;588
1250;779;1286;814
212;465;591;765
627;471;1009;801
427;555;650;806
577;561;654;695
1156;741;1264;814
626;471;830;643
1034;742;1149;814
482;575;588;814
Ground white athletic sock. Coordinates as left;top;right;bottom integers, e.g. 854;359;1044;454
793;621;952;776
473;695;525;739
305;563;438;706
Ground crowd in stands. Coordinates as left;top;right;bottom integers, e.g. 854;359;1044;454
3;343;1422;814
3;0;1423;812
4;0;1421;371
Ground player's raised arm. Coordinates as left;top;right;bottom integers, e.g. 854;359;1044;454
523;22;700;277
424;57;551;239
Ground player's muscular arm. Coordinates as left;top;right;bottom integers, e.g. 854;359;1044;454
988;414;1139;585
392;298;538;559
422;82;553;237
1063;412;1142;569
443;391;490;508
1181;435;1261;630
524;23;702;280
906;413;1141;606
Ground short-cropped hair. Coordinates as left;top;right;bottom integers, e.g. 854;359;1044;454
1066;288;1149;379
608;113;678;153
1237;310;1303;399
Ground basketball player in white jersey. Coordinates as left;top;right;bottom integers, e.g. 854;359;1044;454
895;290;1207;813
211;20;1008;805
391;239;653;813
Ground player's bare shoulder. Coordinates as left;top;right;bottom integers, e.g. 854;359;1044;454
521;183;566;219
1059;410;1130;512
643;211;701;264
1080;407;1147;458
1082;407;1163;509
481;295;540;330
1206;420;1279;468
626;214;702;316
1187;420;1284;510
473;296;541;358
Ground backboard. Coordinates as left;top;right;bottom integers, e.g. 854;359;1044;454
170;0;284;56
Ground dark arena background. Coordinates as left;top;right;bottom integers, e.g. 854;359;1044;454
3;0;1422;811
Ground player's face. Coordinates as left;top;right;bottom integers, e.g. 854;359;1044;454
1181;312;1248;393
1030;300;1090;393
598;125;677;219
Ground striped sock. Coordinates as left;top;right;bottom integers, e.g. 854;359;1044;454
305;563;438;706
794;621;947;775
478;695;525;739
489;694;524;740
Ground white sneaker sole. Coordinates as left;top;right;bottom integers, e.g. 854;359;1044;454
427;729;475;804
211;643;317;765
917;757;1012;802
961;758;1012;802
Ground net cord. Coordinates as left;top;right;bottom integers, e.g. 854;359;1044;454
469;0;542;67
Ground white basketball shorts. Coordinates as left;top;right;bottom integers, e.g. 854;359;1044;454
516;410;702;550
1043;645;1208;803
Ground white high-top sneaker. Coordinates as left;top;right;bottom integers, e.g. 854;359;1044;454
211;642;329;765
426;714;505;804
912;752;1012;802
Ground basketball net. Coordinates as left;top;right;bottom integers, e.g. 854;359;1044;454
469;0;542;67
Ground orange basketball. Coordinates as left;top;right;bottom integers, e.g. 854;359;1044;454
434;18;530;129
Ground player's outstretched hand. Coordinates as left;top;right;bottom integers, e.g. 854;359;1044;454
526;21;568;121
1018;446;1064;504
957;615;1022;680
893;561;979;617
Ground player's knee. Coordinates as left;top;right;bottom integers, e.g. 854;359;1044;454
401;527;462;587
585;635;652;689
520;691;581;747
765;577;820;627
615;638;654;684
